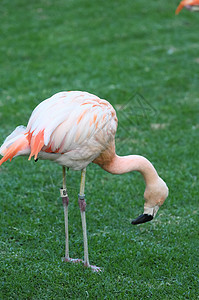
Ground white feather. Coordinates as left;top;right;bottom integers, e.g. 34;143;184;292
23;91;117;169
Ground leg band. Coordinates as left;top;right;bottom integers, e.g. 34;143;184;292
60;188;69;205
78;194;86;212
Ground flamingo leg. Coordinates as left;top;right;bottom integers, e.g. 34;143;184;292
78;168;90;267
61;166;101;271
60;166;70;260
78;168;102;272
61;167;81;264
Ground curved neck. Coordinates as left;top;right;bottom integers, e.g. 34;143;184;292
100;154;159;185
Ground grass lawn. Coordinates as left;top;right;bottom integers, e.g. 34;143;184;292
0;0;199;299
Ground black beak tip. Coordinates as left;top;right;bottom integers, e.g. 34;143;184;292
131;214;153;225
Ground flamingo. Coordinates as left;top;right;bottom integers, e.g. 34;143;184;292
176;0;199;14
0;91;168;272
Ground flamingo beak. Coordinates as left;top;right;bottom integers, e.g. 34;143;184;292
131;205;159;225
131;214;153;225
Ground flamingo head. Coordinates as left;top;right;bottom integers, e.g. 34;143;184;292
131;177;169;225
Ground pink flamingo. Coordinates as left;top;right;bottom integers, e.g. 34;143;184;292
0;91;168;272
176;0;199;14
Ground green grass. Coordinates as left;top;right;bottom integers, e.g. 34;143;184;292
0;0;199;299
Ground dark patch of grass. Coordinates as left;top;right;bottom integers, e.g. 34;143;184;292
0;0;199;299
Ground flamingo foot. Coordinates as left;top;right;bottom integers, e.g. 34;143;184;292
62;257;83;263
62;257;102;272
88;264;103;273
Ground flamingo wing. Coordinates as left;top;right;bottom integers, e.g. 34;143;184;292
26;91;118;161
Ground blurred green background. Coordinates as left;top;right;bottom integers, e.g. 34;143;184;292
0;0;198;299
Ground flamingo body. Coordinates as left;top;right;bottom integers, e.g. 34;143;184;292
0;91;117;170
176;0;199;14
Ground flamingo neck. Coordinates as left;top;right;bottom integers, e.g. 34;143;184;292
101;154;159;185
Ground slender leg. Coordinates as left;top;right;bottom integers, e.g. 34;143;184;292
78;168;90;267
61;167;82;264
60;166;70;261
78;168;102;272
61;166;101;271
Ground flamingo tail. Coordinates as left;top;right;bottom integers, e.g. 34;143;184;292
0;126;30;166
